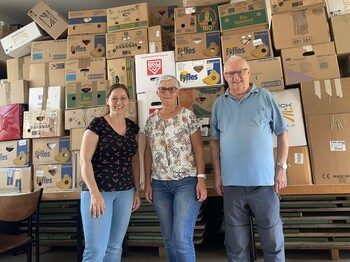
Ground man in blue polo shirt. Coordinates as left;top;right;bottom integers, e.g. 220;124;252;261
211;55;288;262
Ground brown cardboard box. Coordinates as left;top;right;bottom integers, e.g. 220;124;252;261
249;57;284;91
271;0;326;14
27;0;68;39
179;86;225;116
107;57;136;99
32;136;71;165
0;167;32;193
0;80;29;106
150;6;176;27
274;146;312;185
221;29;273;62
6;56;30;81
29;63;51;88
68;9;107;36
106;28;148;60
307;113;350;184
183;0;230;6
300;78;350;116
0;139;31;168
65;57;106;83
31;39;67;64
67;34;106;59
148;25;173;53
65;80;109;109
70;128;85;151
34;164;73;192
0;21;15;39
23;109;65;138
49;61;65;86
218;0;268;32
330;14;350;56
272;6;330;50
174;5;220;35
175;31;221;62
107;2;157;33
281;42;340;86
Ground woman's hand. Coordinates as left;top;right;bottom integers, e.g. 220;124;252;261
196;178;207;202
144;183;153;203
90;191;105;218
132;190;141;212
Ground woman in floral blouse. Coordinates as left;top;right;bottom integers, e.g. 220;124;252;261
144;75;207;262
80;83;141;262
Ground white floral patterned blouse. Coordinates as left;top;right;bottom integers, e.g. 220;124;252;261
144;107;201;180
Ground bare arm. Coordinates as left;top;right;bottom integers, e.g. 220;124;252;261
210;139;223;196
80;129;104;218
131;134;141;211
144;135;153;203
190;129;207;202
275;131;289;193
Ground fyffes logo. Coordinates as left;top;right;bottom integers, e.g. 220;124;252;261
179;71;198;83
0;153;8;161
226;47;245;56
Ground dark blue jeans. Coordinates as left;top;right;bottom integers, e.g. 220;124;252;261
152;176;201;262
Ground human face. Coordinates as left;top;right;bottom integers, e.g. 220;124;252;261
224;58;251;99
106;88;129;114
156;80;179;105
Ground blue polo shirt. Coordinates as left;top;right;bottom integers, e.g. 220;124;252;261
211;84;287;186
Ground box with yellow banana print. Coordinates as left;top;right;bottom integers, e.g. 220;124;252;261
34;164;73;192
32;136;71;165
67;34;106;60
221;29;273;62
0;139;31;168
175;31;221;62
0;167;32;193
176;58;223;88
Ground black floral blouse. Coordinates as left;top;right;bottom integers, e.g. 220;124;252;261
83;116;139;192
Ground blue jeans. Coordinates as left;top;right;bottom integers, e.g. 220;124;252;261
152;176;201;262
223;186;285;262
80;189;134;262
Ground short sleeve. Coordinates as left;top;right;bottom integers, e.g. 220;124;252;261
187;109;201;135
86;117;104;136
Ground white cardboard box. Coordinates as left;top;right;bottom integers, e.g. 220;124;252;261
137;92;162;134
29;86;65;111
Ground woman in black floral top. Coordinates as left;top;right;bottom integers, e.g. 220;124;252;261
80;83;141;262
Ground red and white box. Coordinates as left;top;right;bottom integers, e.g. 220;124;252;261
0;104;26;141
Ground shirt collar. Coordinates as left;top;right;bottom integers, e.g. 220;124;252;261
224;83;259;100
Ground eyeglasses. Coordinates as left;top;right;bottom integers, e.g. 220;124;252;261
158;87;178;94
110;96;128;103
224;68;249;78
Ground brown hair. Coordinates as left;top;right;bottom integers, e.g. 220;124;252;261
105;83;130;115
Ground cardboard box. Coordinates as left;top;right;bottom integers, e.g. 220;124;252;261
0;80;29;106
300;78;350;116
218;0;268;32
273;146;312;185
107;2;157;32
271;0;326;14
70;128;85;151
175;31;221;62
66;80;109;109
135;51;176;93
174;5;220;34
0;22;46;58
271;88;307;147
32;136;71;165
272;6;330;50
0;21;16;39
106;28;148;59
326;0;350;16
67;34;106;59
330;14;350;56
0;167;32;193
148;25;173;53
307;113;350;184
179;86;225;116
137;92;162;133
176;58;224;88
182;0;230;6
27;0;68;39
29;86;65;111
0;139;31;168
281;42;340;86
221;29;273;62
68;9;107;36
49;61;65;86
150;6;176;27
0;104;26;142
65;57;106;83
31;39;67;63
23;109;64;138
34;164;73;192
6;56;30;81
107;57;136;99
249;57;284;91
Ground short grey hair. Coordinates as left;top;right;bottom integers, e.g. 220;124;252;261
156;75;181;90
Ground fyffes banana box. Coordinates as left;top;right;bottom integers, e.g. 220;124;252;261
176;58;223;88
0;139;31;168
175;31;221;62
67;34;106;59
34;164;73;192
